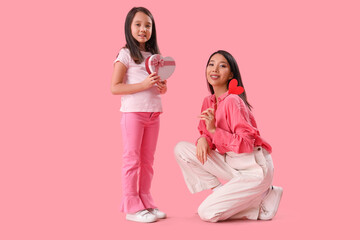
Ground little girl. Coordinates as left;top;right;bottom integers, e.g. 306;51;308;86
111;7;167;223
174;50;283;222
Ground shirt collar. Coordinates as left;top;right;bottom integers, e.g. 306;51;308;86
210;91;231;103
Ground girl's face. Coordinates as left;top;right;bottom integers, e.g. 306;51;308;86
131;11;152;49
206;54;233;89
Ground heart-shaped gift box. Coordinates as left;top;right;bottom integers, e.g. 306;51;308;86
145;54;176;81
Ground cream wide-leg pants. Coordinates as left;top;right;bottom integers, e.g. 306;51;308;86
174;141;274;222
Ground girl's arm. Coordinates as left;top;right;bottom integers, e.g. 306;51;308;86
111;61;160;95
157;80;167;94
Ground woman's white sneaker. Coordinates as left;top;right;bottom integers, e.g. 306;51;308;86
126;209;157;223
148;208;166;219
258;186;283;220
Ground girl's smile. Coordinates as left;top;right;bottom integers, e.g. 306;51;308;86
131;12;152;49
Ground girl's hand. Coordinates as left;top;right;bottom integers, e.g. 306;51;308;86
157;80;167;94
199;108;216;134
142;73;160;90
196;137;210;164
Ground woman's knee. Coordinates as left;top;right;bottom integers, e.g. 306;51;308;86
174;141;193;158
197;202;219;222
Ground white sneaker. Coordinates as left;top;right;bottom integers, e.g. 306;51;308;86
126;209;157;223
148;208;166;219
258;186;283;220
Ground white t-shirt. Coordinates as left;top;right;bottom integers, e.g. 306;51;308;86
114;48;162;112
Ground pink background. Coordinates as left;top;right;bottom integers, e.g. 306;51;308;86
1;0;360;239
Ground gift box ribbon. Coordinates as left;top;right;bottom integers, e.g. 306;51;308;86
150;55;175;73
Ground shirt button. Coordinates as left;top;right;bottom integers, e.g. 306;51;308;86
257;147;261;151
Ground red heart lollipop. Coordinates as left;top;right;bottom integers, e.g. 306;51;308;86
228;79;244;95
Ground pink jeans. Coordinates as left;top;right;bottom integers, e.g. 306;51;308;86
120;112;160;213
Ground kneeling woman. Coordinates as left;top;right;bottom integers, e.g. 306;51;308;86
174;50;283;222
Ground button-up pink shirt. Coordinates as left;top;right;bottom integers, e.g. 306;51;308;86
197;91;272;154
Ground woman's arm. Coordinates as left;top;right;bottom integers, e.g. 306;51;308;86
212;98;259;153
197;98;215;149
196;137;211;164
195;98;215;164
110;61;160;95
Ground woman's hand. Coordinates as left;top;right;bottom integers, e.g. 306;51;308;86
199;108;216;134
196;137;210;164
157;80;167;94
142;72;160;90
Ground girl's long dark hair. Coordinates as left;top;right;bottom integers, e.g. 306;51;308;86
206;50;252;110
124;7;160;64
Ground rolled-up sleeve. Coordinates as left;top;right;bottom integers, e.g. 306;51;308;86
212;98;259;153
196;98;215;149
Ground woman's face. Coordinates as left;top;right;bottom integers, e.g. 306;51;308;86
131;11;152;48
206;54;233;89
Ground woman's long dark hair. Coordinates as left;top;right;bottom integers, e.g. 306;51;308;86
206;50;252;110
124;7;160;64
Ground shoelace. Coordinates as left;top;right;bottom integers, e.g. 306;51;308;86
260;204;269;214
260;186;274;215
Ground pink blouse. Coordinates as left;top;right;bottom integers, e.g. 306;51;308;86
197;91;272;154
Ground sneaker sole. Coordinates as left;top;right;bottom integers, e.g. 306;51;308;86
126;214;157;223
156;214;166;219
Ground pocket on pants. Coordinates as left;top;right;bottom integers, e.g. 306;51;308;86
254;147;268;177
